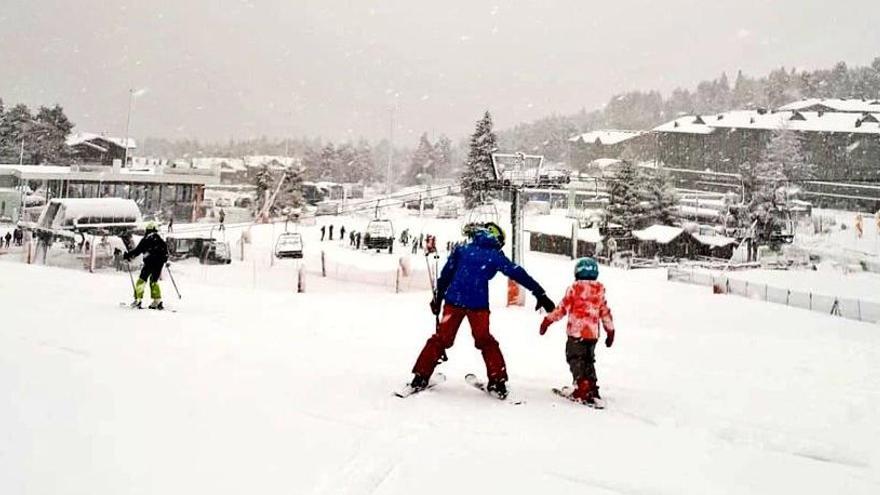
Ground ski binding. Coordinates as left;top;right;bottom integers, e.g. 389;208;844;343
552;386;605;409
465;373;524;405
394;372;446;398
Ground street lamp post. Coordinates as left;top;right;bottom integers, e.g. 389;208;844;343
123;89;134;168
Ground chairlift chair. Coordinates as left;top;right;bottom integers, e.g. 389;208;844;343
462;197;499;237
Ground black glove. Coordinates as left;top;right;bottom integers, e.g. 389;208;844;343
429;297;442;316
535;293;555;313
123;252;132;261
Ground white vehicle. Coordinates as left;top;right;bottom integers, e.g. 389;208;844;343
275;232;304;259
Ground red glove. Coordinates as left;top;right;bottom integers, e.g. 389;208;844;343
605;329;615;348
539;318;551;335
429;298;442;316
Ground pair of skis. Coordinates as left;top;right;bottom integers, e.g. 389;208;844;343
394;374;603;409
393;373;523;405
118;302;177;313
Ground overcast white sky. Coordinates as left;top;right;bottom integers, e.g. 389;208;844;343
2;0;879;144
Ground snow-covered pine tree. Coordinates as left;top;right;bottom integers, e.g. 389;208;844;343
318;142;339;181
606;161;650;231
276;164;304;212
645;167;678;226
434;134;454;178
406;132;435;185
461;111;498;209
253;164;274;213
351;140;375;184
763;125;814;182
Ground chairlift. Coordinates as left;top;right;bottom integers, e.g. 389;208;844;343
364;218;395;253
462;198;499;237
275;232;304;259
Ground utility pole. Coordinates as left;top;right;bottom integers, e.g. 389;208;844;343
386;106;394;194
19;139;24;165
123;88;134;168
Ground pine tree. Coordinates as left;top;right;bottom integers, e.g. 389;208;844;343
335;142;356;182
461;111;497;209
606;162;649;231
763;126;813;181
33;105;74;164
405;132;435;185
318;142;339;181
253;165;274;213
350;139;375;183
645;167;678;226
434;134;454;178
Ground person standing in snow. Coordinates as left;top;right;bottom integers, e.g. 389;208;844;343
539;257;615;405
409;222;556;398
329;224;334;241
355;231;362;250
218;208;226;231
3;231;10;248
339;225;346;243
320;225;326;241
124;222;169;310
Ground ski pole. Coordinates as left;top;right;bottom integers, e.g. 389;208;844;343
165;263;182;299
126;261;136;297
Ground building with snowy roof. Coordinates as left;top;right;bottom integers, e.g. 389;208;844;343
567;129;653;169
631;225;703;259
653;107;880;183
66;132;137;166
0;163;219;222
777;98;880;115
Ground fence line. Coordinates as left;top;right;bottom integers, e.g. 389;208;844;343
667;267;880;324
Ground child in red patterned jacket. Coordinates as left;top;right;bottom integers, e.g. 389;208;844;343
540;257;615;404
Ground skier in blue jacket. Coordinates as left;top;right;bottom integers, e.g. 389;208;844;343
410;222;555;398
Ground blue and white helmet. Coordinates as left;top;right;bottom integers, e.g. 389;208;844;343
574;257;599;280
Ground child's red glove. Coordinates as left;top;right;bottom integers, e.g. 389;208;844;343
539;318;551;335
605;329;615;348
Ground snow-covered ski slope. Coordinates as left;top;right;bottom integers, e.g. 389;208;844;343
2;248;879;494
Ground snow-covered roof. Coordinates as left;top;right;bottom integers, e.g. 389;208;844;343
525;216;603;243
569;130;646;145
243;155;300;169
778;98;880;114
37;198;142;230
708;110;880;135
632;225;686;244
588;158;624;168
0;164;219;185
655;110;880;136
66;132;136;150
191;157;246;172
693;234;738;247
652;116;716;135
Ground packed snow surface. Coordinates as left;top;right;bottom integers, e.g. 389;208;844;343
2;225;879;493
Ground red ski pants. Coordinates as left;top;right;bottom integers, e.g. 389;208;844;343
412;304;507;382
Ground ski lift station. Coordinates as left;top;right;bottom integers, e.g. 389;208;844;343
0;162;220;222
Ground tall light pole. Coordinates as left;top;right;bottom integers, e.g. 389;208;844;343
386;105;394;194
123;88;134;168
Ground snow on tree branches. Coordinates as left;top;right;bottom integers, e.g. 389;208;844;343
462;111;498;209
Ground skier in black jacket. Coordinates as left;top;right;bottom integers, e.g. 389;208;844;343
124;222;169;309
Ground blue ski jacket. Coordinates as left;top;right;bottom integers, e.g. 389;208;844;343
436;230;545;310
